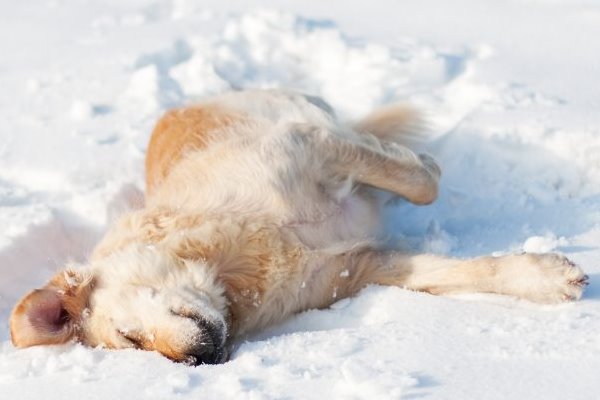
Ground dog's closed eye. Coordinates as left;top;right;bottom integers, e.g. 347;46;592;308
169;308;201;321
116;329;144;349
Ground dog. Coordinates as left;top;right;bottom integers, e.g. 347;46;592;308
9;89;588;365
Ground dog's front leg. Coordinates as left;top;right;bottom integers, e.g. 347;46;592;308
345;251;588;304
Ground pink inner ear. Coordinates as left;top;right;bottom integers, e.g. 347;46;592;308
28;290;70;333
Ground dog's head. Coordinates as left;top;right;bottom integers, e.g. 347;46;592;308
9;245;229;365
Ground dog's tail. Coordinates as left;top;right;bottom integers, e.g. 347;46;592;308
353;103;426;148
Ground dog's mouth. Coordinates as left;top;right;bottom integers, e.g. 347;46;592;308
115;317;228;365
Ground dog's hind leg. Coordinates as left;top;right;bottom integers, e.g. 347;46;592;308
294;125;441;205
333;250;588;304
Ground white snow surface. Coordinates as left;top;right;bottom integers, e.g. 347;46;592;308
1;0;600;398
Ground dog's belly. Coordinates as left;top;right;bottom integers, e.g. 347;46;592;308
230;190;381;336
239;204;376;331
290;190;380;252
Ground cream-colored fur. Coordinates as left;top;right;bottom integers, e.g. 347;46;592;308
10;89;588;365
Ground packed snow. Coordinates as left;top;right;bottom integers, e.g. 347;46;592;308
1;0;600;398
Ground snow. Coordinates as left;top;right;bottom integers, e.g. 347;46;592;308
1;0;600;398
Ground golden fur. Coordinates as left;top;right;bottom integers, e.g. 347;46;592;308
145;105;247;195
10;89;588;365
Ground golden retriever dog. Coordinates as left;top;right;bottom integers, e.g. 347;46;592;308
10;89;588;365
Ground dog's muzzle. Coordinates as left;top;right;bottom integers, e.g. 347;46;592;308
184;318;227;366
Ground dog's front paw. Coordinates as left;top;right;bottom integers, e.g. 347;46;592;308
538;253;589;301
498;253;588;303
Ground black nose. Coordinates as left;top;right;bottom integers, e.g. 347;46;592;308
185;319;226;366
186;344;220;365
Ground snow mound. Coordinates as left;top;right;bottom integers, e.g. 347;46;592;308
134;10;485;119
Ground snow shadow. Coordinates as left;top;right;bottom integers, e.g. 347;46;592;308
383;131;600;257
0;211;101;341
582;273;600;301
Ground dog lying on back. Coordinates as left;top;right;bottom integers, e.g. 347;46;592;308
10;89;588;365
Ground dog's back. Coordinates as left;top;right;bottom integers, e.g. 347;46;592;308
145;90;336;194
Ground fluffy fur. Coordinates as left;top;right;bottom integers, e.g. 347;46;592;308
10;89;588;365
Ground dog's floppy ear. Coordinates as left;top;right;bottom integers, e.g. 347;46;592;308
10;269;94;347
